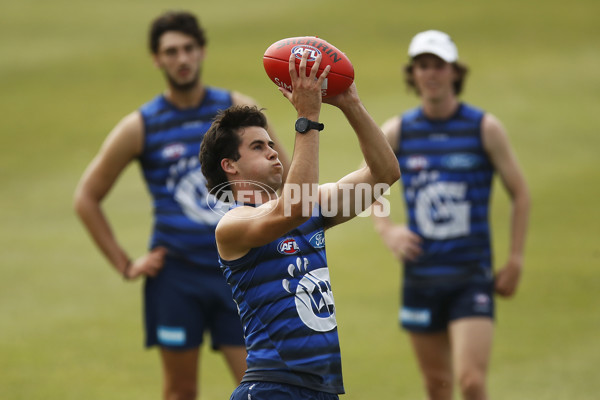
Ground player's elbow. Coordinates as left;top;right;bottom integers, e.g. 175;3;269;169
73;195;89;222
73;187;85;217
390;164;401;183
73;186;96;220
381;163;401;186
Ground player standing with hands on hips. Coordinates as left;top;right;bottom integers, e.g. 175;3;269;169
199;50;400;399
74;11;290;400
372;30;530;400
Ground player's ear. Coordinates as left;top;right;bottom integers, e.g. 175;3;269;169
221;158;238;175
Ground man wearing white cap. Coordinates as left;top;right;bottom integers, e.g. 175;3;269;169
371;30;530;399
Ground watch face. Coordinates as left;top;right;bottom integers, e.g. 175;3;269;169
296;118;309;133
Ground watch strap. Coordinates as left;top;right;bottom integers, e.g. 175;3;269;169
295;117;324;133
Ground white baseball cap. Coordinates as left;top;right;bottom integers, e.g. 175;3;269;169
408;30;458;63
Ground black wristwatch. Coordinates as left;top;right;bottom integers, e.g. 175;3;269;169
295;117;324;134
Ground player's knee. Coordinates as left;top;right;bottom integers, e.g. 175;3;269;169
423;373;452;398
457;370;486;398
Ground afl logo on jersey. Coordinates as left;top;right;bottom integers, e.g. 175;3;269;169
162;143;187;160
278;238;300;255
406;155;429;171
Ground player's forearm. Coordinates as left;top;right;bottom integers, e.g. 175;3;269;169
74;193;131;275
371;202;394;237
341;101;400;186
278;128;320;221
508;186;531;262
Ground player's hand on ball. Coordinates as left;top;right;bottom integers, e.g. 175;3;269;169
322;81;359;109
281;50;330;117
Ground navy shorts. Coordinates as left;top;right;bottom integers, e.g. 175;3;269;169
231;382;339;400
144;255;245;350
400;279;495;332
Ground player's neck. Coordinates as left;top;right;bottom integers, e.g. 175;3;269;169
421;95;460;120
164;82;205;109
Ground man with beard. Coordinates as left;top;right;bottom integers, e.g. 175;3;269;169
74;11;289;400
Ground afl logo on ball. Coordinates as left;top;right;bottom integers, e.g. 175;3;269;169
278;238;300;255
291;45;320;61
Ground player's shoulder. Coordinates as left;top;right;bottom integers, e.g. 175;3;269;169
220;204;256;220
381;114;402;132
480;110;506;137
139;93;168;116
380;115;402;150
217;202;277;230
215;202;279;258
215;206;244;241
114;110;144;136
480;111;510;153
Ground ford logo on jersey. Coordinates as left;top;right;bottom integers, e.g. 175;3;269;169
309;230;325;249
441;153;481;170
278;238;300;254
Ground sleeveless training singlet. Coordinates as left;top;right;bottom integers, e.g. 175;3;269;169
220;210;344;394
397;103;494;284
139;87;232;267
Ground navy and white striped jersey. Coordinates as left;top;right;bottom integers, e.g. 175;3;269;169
219;211;344;394
397;103;495;283
138;87;232;268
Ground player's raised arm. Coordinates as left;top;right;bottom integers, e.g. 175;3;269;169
319;84;401;229
200;51;330;261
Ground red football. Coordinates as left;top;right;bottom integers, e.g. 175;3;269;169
263;36;354;98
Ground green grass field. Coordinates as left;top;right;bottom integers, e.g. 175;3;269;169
1;0;599;398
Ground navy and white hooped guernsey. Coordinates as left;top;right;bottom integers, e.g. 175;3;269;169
397;103;495;284
219;210;344;394
139;87;233;268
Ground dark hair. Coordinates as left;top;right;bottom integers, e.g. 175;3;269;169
149;11;207;54
200;105;268;191
403;60;469;96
